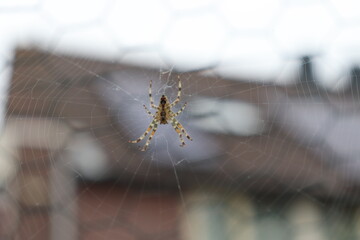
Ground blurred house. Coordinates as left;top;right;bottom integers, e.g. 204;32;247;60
1;48;360;240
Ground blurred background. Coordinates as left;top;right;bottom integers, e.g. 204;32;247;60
1;0;360;239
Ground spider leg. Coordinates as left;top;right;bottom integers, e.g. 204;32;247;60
128;120;156;143
143;104;155;117
171;119;186;147
170;76;182;107
173;118;193;141
149;80;157;109
140;123;158;151
174;102;187;117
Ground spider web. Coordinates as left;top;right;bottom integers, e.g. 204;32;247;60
0;0;360;240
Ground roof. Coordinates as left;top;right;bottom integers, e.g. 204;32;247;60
6;48;358;200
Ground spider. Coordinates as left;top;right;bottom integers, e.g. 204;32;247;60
129;77;193;151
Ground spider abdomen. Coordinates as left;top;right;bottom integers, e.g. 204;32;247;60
158;95;169;124
160;111;167;124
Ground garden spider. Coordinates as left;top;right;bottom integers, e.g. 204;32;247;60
129;77;192;151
